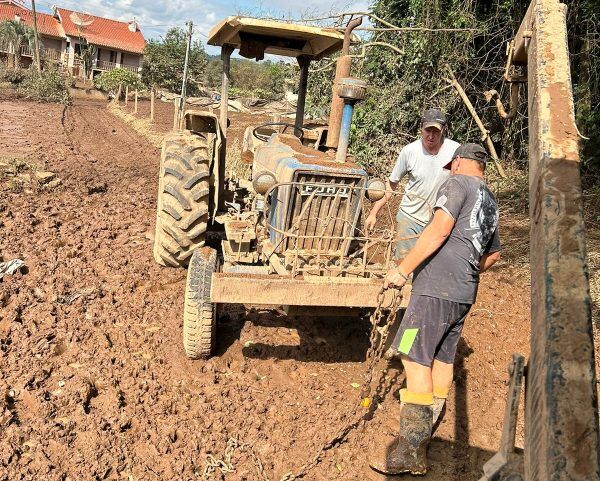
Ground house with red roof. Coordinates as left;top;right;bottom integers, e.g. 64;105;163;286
0;1;146;77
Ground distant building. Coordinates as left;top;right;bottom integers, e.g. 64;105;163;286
0;1;146;77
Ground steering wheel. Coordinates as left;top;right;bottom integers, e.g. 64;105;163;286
252;122;304;142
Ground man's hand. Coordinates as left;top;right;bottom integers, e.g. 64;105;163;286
384;268;407;290
365;213;377;231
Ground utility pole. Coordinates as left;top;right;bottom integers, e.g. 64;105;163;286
30;0;42;75
178;21;193;130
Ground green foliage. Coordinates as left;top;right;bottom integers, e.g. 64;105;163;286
94;68;141;95
78;38;97;79
306;0;599;183
0;66;26;84
141;27;207;95
16;68;71;104
205;58;293;100
204;59;222;89
567;1;600;184
0;20;35;68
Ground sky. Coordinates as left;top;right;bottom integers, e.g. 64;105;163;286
37;0;370;55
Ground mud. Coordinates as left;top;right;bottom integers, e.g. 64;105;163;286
0;93;543;481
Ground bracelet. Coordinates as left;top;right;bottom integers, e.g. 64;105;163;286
397;270;409;282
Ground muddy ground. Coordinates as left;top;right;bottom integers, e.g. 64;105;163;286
0;94;596;481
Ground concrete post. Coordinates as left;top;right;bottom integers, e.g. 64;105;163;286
521;1;600;479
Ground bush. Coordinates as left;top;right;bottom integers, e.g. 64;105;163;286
94;68;141;96
0;67;26;84
17;68;71;104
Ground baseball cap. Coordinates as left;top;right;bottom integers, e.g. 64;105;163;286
421;109;447;131
443;143;489;169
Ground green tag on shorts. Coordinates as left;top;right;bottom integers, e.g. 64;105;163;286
399;328;419;355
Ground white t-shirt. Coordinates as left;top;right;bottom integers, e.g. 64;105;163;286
389;138;460;226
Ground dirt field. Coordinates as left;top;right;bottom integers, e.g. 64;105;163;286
0;94;594;481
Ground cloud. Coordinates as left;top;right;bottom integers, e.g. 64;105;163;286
39;0;370;55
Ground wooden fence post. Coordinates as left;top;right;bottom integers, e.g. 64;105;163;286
134;89;138;114
150;88;155;122
125;85;129;106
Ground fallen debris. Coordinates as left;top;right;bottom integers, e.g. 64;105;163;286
34;171;57;184
0;259;27;280
86;182;108;195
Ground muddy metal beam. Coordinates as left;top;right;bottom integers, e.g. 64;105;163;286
295;55;310;132
211;273;409;308
521;1;600;480
513;1;535;65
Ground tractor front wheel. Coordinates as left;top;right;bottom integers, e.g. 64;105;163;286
183;247;218;359
153;131;211;267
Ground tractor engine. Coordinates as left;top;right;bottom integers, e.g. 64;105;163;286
253;135;367;256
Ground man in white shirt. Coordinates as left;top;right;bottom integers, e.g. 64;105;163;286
365;109;459;259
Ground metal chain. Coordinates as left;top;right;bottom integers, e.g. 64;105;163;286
203;436;274;481
202;289;403;481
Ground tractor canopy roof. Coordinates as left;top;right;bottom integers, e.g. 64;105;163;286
208;16;358;60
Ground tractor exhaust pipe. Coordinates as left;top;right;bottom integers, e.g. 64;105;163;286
325;16;362;150
335;77;367;163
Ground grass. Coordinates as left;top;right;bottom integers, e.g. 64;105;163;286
107;103;164;148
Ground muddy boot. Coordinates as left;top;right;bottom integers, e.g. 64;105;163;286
369;393;433;475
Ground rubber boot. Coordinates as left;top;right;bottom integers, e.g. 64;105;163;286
399;388;448;433
369;393;433;475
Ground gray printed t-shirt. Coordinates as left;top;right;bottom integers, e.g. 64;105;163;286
412;174;501;304
390;138;459;226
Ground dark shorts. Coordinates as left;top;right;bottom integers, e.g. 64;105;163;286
391;294;471;366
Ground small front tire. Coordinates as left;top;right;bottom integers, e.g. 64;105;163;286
183;247;218;359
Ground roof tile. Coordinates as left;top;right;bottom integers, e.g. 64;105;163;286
0;4;64;38
57;8;145;54
0;5;146;54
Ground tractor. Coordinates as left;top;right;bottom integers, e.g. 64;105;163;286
153;16;406;360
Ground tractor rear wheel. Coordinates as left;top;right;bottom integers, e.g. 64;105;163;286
183;247;218;359
153;131;211;267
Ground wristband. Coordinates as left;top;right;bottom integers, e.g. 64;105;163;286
397;269;409;282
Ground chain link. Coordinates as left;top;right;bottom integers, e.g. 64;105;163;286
202;288;403;480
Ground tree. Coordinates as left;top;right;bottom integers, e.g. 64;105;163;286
205;58;293;99
77;38;97;80
141;27;208;96
204;58;222;89
0;19;36;68
94;68;141;97
306;1;599;183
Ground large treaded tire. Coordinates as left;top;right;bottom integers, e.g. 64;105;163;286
183;247;218;359
153;131;211;267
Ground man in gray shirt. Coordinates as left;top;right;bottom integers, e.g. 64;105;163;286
365;109;459;258
369;144;501;475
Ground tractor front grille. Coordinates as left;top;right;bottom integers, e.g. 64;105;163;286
286;172;362;252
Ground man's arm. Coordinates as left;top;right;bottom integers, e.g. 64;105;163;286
366;149;409;230
480;251;501;273
384;209;455;288
365;180;399;230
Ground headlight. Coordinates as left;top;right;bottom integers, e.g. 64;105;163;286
252;171;277;195
365;178;386;202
